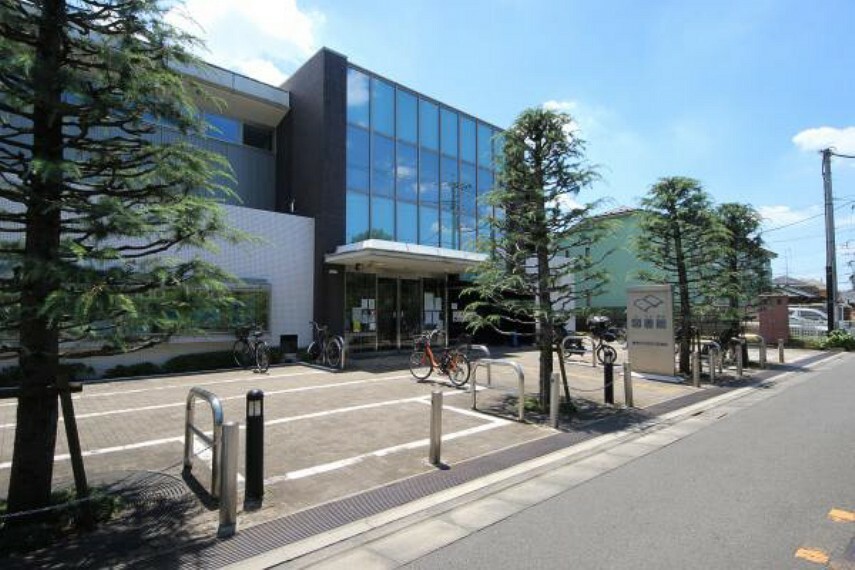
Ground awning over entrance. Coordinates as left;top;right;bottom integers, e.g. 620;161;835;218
325;239;486;275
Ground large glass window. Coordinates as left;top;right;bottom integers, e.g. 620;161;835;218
347;125;370;192
440;108;458;158
396;90;417;144
460;117;476;164
205;112;241;143
440;155;459;249
461;216;477;251
397;201;418;244
371;133;394;198
420;206;439;246
396;141;418;202
419;149;439;205
440;209;457;249
243;124;273;151
371;196;395;240
460;162;477;218
419;99;439;151
347;68;370;128
346;191;370;243
371;78;395;137
477;123;493;168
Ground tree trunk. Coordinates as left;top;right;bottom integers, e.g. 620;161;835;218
673;227;692;375
7;0;65;513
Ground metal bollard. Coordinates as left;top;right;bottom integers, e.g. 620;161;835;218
218;422;239;538
623;362;634;408
778;339;785;364
709;351;717;384
591;343;597;368
429;391;442;466
550;372;560;428
736;347;743;379
245;390;264;509
604;362;614;405
759;341;767;369
692;351;700;387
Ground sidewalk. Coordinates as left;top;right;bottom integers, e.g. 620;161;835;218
1;347;829;568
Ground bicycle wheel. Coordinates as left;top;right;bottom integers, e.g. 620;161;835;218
255;342;270;373
596;344;618;365
325;338;343;369
306;341;321;362
409;351;433;381
233;340;253;369
447;352;471;387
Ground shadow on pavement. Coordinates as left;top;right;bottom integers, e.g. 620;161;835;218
3;471;214;569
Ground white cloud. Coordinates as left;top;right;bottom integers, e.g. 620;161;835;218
167;0;325;86
792;126;855;155
758;204;821;228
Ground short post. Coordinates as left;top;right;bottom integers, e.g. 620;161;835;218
591;342;597;367
470;365;478;409
218;421;239;538
245;390;264;509
487;362;493;387
517;368;525;422
736;346;744;379
623;362;634;408
778;338;785;363
759;339;767;369
550;372;560;428
692;351;701;387
603;361;614;405
709;351;717;384
429;391;442;466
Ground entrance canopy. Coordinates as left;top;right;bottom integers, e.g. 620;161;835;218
325;239;486;275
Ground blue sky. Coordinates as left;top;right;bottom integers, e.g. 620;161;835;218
172;0;855;289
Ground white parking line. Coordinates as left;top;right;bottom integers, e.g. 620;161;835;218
264;420;509;484
0;375;414;429
0;369;329;408
0;386;483;470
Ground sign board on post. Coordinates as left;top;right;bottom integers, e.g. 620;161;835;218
627;285;675;376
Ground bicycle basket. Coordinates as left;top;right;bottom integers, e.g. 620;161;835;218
235;326;250;340
413;336;428;351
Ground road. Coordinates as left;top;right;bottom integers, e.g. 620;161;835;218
402;353;855;569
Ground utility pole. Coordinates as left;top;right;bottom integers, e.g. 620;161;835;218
822;148;837;332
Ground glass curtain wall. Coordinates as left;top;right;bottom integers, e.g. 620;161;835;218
346;66;501;252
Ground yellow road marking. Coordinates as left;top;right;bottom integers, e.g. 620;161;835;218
829;508;855;523
795;547;830;564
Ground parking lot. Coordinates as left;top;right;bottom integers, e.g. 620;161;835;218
0;361;557;530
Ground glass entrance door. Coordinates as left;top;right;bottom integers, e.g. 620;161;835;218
399;279;422;347
377;277;397;349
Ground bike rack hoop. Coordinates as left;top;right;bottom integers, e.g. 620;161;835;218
184;387;226;498
470;358;526;422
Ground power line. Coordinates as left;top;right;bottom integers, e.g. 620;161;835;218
761;199;855;234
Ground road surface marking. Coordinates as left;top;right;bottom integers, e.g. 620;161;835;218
795;547;830;564
829;508;855;523
0;369;329;408
263;420;508;484
0;387;482;469
0;375;412;429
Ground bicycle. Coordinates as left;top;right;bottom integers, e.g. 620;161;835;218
586;315;619;365
307;321;344;369
233;324;270;373
409;328;471;387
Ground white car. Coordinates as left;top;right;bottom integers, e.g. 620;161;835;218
789;308;828;331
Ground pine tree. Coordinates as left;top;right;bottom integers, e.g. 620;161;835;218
464;108;605;410
0;0;243;512
636;177;722;374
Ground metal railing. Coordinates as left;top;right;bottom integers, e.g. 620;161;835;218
183;387;239;537
470;358;526;422
184;387;225;498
